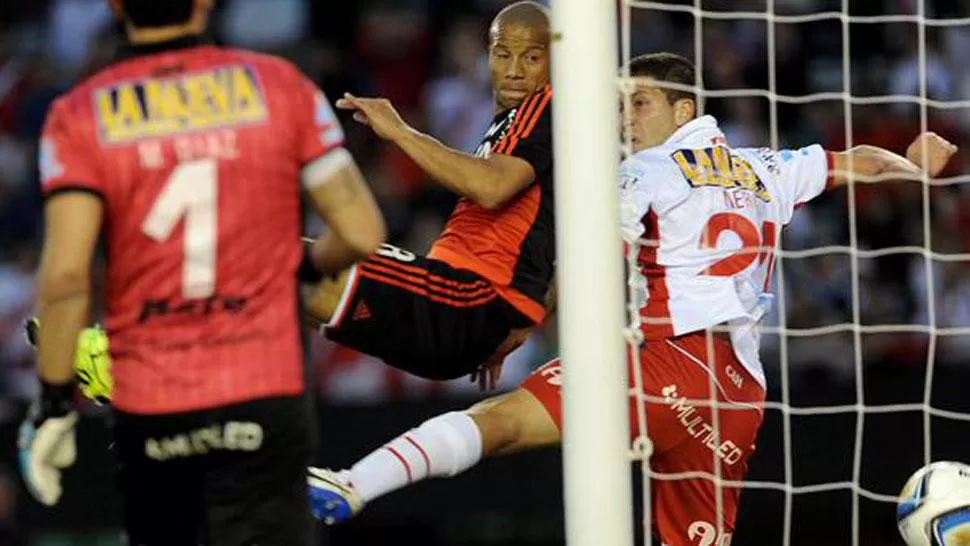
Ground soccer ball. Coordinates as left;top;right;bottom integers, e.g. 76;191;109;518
897;461;970;546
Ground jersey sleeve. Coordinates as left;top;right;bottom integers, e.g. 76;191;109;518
618;156;658;244
39;98;104;199
496;86;552;179
293;73;347;166
289;72;354;190
758;144;833;209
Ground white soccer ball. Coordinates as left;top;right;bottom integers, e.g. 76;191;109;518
897;461;970;546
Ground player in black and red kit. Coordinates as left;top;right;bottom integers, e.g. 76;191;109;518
305;0;555;521
302;1;555;385
17;0;386;544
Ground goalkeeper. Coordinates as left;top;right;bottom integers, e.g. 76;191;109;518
18;1;387;544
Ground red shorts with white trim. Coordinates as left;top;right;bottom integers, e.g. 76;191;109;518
324;244;532;380
521;331;766;546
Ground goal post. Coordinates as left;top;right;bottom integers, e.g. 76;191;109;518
550;2;635;546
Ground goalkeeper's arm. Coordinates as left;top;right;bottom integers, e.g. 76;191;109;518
36;192;102;387
828;131;958;188
303;149;387;276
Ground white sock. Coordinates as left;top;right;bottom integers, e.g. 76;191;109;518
346;411;483;504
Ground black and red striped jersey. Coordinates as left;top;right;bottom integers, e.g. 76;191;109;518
429;85;554;323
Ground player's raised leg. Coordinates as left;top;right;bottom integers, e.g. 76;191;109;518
308;379;561;523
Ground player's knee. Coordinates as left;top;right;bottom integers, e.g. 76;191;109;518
467;388;560;456
467;395;525;456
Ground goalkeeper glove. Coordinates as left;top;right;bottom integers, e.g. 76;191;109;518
24;317;113;405
18;380;78;506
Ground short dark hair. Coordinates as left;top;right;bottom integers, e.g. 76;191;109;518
121;0;195;28
490;1;550;41
627;52;696;105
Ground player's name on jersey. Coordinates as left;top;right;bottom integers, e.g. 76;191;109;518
95;65;267;143
671;147;772;203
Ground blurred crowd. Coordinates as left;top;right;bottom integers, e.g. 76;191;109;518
2;0;970;427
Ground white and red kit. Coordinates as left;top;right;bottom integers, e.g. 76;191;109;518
523;115;833;545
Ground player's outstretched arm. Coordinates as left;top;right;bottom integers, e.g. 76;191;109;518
336;94;535;209
304;148;387;274
828;131;957;189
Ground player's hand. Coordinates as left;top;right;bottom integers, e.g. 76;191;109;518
74;326;113;404
906;132;958;177
334;93;410;142
24;318;113;405
471;327;532;391
17;382;78;506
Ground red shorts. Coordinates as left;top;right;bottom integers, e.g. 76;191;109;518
521;331;766;546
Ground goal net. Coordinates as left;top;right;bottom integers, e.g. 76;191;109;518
611;1;970;545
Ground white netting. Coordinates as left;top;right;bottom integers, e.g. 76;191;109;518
620;1;970;545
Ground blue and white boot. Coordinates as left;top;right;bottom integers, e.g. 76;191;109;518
307;467;363;524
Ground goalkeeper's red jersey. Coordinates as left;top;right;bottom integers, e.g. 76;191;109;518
39;37;346;414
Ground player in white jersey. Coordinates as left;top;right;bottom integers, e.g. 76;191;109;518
622;108;833;389
307;53;957;544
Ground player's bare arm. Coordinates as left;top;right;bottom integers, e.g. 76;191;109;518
299;146;386;330
36;192;103;385
20;191;102;507
828;132;957;188
336;94;536;210
905;132;958;176
304;148;386;274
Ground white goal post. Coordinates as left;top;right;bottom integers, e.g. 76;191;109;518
550;2;635;546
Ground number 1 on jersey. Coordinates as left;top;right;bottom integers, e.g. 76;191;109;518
142;159;218;299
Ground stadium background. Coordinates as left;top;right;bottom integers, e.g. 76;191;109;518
1;0;970;544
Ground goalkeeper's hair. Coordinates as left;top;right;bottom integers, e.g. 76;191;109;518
628;52;696;106
119;0;195;28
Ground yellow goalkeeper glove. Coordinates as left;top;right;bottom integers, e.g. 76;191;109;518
25;318;114;405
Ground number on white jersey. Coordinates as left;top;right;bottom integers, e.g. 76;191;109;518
142;159;219;299
699;213;777;289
